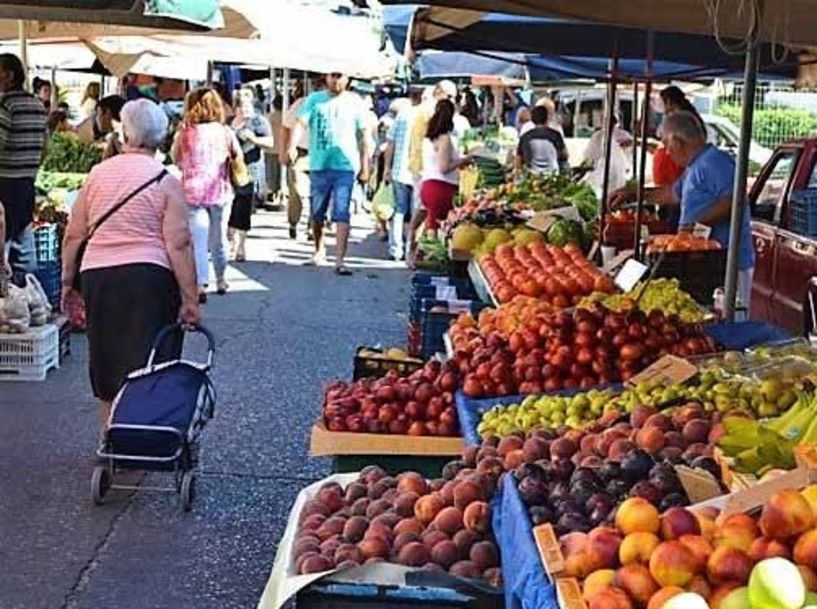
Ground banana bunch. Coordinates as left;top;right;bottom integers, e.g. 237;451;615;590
718;391;817;475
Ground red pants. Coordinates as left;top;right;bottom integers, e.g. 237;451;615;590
420;179;457;229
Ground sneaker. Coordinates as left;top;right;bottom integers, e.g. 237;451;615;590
307;232;314;242
289;226;297;239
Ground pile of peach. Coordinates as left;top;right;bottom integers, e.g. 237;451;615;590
563;487;817;609
292;465;501;586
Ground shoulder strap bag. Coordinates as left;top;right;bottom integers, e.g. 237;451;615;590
71;169;168;290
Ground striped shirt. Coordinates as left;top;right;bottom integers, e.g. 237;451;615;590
0;90;46;179
76;153;174;272
387;105;415;186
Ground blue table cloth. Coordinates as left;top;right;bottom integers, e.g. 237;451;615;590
493;473;559;609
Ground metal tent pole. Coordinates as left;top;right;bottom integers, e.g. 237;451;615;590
599;46;620;248
17;20;28;90
724;44;760;321
632;81;639;174
633;31;655;259
282;68;290;112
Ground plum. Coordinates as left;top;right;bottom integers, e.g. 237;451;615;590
659;493;689;511
555;512;591;536
518;476;549;506
529;505;556;526
551;459;575;482
597;461;621;483
619;449;655;483
570;467;601;488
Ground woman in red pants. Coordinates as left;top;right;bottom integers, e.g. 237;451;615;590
408;99;472;266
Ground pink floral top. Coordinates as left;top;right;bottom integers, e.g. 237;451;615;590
174;122;239;206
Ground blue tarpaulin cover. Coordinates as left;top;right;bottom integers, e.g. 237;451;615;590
703;321;791;351
493;473;558;609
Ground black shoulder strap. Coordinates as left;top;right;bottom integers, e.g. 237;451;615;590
89;169;168;238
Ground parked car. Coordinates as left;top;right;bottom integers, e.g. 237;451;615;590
749;138;817;334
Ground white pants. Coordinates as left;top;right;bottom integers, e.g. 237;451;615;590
188;203;230;286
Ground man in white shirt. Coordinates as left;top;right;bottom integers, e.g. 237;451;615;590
280;96;312;240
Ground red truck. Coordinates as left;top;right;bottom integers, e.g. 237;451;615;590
750;138;817;334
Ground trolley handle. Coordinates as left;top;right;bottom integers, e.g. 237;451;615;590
147;323;216;369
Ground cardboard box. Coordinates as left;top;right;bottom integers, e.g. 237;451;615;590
556;578;587;609
310;422;464;457
256;473;502;609
690;466;817;516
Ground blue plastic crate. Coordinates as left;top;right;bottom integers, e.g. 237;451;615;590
34;260;61;310
419;299;488;358
790;190;817;237
410;283;478;323
34;224;59;264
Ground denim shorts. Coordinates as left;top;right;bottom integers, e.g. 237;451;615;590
393;181;413;216
310;169;355;224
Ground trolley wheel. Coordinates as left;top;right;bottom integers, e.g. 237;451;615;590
180;471;196;512
91;466;111;506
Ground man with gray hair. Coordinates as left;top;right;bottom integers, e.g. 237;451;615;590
611;110;755;309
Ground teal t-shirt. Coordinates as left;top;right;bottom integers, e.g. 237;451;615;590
298;91;365;173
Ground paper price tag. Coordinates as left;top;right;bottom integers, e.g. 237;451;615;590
429;277;450;287
693;222;712;239
526;212;559;234
435;285;457;300
676;465;723;503
626;355;698;388
614;258;649;292
546;205;583;223
603;248;634;274
533;524;564;576
446;299;472;314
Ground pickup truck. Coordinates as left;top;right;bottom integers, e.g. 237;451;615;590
750;138;817;334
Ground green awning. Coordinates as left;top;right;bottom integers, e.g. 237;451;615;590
143;0;224;29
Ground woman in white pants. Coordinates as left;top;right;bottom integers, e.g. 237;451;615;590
172;87;242;303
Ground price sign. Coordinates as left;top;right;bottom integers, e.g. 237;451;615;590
526;212;559;234
614;258;649;292
603;248;634;274
693;223;712;240
676;466;723;503
626;355;699;388
446;299;473;314
435;285;457;300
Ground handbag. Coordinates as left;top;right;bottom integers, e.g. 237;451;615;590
226;126;251;188
72;169;168;290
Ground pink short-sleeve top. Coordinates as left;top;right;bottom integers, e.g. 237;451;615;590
80;153;175;272
175;122;234;206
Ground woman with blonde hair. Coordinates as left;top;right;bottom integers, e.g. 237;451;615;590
81;82;101;119
172;87;242;302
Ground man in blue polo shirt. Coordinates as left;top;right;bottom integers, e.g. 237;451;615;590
611;110;755;309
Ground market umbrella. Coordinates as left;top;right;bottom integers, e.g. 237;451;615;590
0;0;232;34
399;7;798;78
381;0;817;48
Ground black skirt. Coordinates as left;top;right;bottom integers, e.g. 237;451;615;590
81;263;182;402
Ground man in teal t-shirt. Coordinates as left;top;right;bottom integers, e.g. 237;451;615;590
289;73;369;275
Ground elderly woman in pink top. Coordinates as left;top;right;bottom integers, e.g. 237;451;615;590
61;99;199;429
172;87;242;302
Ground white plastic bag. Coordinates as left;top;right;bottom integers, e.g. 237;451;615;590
582;141;630;199
0;283;30;333
25;274;51;326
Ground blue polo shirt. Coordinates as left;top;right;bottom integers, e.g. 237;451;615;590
673;144;755;271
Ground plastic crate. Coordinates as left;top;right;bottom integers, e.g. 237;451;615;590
34;260;61;311
0;323;60;381
34;223;59;264
410;280;477;322
648;248;727;305
420;299;489;358
789;190;817;237
352;346;424;380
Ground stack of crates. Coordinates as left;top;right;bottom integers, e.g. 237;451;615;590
0;322;60;381
408;272;485;358
33;224;61;311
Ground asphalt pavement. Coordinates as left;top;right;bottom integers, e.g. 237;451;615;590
0;209;411;609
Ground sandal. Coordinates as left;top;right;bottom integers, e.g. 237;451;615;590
335;266;353;276
216;280;229;295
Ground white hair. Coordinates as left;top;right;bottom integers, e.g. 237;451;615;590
121;99;168;150
663;110;706;145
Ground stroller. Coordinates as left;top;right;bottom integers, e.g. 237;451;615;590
91;323;216;511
